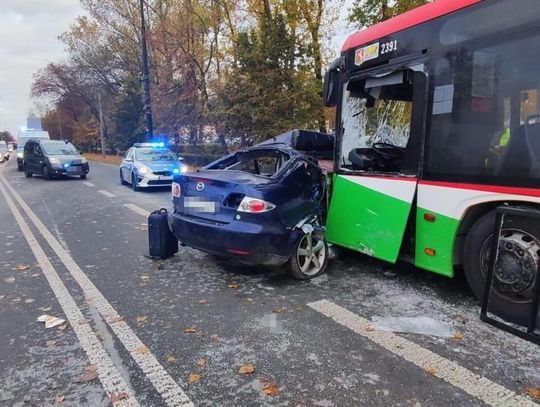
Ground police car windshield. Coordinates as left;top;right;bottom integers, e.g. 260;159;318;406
42;143;78;155
135;148;176;161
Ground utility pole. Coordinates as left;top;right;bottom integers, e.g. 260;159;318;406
139;0;153;140
98;93;106;157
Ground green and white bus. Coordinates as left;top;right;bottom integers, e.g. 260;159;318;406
323;0;540;322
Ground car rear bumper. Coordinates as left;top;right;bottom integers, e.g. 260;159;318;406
168;212;301;266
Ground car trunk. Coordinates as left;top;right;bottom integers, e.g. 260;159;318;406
173;170;273;224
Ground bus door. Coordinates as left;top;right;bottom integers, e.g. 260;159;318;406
326;66;427;263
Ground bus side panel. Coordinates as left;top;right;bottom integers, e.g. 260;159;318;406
414;207;459;277
326;174;417;263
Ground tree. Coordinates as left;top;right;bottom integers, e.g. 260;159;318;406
349;0;429;27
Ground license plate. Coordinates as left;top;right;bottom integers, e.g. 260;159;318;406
67;167;79;173
183;197;219;214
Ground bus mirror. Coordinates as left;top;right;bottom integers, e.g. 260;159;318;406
323;69;339;107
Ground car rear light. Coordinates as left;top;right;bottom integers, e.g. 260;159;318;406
237;197;275;213
172;182;181;198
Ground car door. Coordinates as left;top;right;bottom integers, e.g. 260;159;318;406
33;145;45;174
121;148;133;180
325;67;427;263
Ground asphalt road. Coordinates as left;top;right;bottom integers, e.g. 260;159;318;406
0;158;539;407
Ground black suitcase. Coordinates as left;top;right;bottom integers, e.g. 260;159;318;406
148;208;178;259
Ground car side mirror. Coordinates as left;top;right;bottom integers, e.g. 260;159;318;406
323;58;341;107
125;158;133;162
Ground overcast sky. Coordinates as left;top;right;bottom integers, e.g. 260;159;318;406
0;0;83;136
0;0;355;138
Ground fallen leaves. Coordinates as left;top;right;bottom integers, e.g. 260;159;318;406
55;395;65;405
16;264;30;271
188;373;202;383
108;316;125;324
262;381;279;397
166;355;176;363
184;327;198;334
424;367;437;376
272;307;286;314
133;346;149;355
24;298;35;304
238;364;255;375
45;340;57;348
452;331;465;341
525;387;540;400
58;324;68;332
75;366;98;384
228;283;240;289
196;358;207;367
136;315;148;324
37;315;66;329
198;299;208;304
4;277;15;284
0;294;5;300
111;392;129;403
39;305;52;312
365;326;375;332
245;297;254;303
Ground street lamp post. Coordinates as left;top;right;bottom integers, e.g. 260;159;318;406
139;0;153;140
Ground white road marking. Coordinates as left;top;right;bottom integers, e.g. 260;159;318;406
0;179;138;407
308;300;538;407
124;203;150;217
98;189;116;198
83;181;96;187
0;173;194;407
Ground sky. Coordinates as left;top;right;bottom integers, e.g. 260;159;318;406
0;0;83;137
0;0;356;138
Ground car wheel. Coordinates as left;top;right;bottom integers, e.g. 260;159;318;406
288;230;329;280
80;174;87;179
120;169;128;185
42;165;52;180
464;209;540;325
24;165;32;178
132;173;140;191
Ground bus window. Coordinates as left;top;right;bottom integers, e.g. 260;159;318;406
340;71;414;174
427;32;540;184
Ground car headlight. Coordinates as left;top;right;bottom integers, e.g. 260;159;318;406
139;165;150;175
180;165;189;173
81;157;87;163
49;157;60;164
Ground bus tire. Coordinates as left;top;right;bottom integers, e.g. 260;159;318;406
464;210;540;325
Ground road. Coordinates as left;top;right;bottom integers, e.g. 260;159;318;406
0;158;539;407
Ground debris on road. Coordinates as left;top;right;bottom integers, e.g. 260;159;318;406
228;283;240;289
133;346;149;355
166;355;176;363
15;264;30;271
45;340;56;348
239;364;256;375
424;367;437;376
188;373;201;383
55;394;65;405
371;316;454;338
110;392;128;403
37;315;66;329
262;381;279;397
4;277;15;284
525;387;540;400
136;315;148;324
196;358;207;367
75;365;98;383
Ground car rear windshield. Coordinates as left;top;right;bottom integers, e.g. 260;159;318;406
42;143;78;155
211;150;290;178
135;148;176;161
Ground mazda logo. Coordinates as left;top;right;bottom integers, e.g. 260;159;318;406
196;182;205;191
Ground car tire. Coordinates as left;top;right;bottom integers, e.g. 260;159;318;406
464;209;540;325
132;173;140;191
288;230;329;280
42;165;52;180
120;170;128;185
24;165;32;178
80;174;87;179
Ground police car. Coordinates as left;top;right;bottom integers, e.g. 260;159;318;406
120;142;186;191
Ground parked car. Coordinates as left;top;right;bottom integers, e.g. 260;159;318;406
168;129;334;279
23;139;89;179
0;141;8;162
120;142;186;191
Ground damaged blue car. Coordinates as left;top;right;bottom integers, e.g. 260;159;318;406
168;129;334;279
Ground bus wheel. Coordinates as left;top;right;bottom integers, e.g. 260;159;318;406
464;210;540;325
288;230;328;280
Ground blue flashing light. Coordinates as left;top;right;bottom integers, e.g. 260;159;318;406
172;168;180;174
64;163;69;168
133;142;166;148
